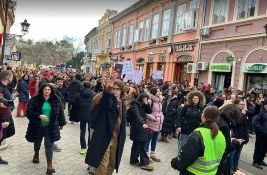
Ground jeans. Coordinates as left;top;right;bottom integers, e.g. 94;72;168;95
230;145;243;170
130;141;149;166
146;132;159;152
177;133;189;153
34;127;54;160
80;121;90;149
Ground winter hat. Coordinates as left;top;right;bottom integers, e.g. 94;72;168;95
212;97;225;108
137;93;149;103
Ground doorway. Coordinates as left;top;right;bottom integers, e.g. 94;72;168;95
214;72;231;90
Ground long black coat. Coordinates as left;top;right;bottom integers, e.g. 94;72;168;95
162;96;179;133
85;90;126;173
25;94;66;143
74;88;96;122
127;100;152;142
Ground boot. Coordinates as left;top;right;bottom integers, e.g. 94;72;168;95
140;164;154;171
0;156;8;165
46;160;55;174
150;152;161;162
32;152;40;164
159;135;164;142
168;134;172;139
172;132;178;139
165;137;169;143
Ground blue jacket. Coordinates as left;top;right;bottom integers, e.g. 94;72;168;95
18;79;29;102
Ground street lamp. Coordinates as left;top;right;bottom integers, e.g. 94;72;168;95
21;19;30;35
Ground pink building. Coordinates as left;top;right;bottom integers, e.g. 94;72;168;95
110;0;203;85
198;0;267;93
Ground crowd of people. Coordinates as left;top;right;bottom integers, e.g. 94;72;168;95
0;64;266;175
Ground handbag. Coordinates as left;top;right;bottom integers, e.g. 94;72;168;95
1;118;15;140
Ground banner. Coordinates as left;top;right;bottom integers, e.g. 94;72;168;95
135;71;143;84
152;70;163;79
118;61;136;82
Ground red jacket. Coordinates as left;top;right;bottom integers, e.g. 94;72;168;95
29;81;37;97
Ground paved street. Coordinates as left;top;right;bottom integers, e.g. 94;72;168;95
0;101;266;175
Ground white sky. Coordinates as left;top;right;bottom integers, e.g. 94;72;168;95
10;0;138;49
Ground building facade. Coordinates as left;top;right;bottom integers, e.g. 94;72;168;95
110;0;202;85
0;0;16;56
198;0;267;93
84;27;98;74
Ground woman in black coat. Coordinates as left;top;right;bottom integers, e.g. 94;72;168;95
216;104;242;175
160;89;179;142
74;81;96;154
85;80;126;175
127;93;154;171
26;84;66;175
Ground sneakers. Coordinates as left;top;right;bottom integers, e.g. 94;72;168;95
140;164;154;171
53;144;62;152
252;162;263;169
80;149;87;155
0;156;8;165
150;152;161;162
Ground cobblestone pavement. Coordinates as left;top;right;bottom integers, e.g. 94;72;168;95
0;102;266;175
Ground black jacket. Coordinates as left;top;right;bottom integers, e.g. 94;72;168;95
85;90;126;173
232;113;249;144
161;96;179;133
25;94;66;143
216;117;241;175
7;73;17;94
127;100;152;142
68;79;82;103
253;108;267;136
171;126;206;175
175;104;204;135
246;100;256;118
74;88;96;122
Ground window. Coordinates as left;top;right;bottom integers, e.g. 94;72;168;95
122;28;127;47
114;32;117;48
117;30;121;48
237;0;256;20
144;18;151;41
139;21;144;41
175;4;186;33
212;0;228;24
128;25;135;45
161;9;171;36
151;14;159;39
190;0;199;9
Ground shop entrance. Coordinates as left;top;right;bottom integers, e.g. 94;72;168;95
246;74;267;94
213;72;231;90
174;63;191;83
145;63;153;80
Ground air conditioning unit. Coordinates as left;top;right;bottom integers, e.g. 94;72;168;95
187;63;198;73
197;62;209;71
201;27;210;36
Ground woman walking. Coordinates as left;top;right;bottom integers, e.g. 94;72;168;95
146;87;164;162
17;74;30;117
26;84;66;174
85;80;126;175
127;93;154;171
171;106;226;175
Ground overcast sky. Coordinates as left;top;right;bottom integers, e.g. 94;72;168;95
11;0;138;48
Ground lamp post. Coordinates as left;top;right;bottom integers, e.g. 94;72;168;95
1;0;30;64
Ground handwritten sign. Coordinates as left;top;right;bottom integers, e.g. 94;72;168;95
152;70;163;79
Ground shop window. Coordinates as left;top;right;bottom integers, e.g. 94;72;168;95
212;0;228;24
152;14;159;39
246;74;267;94
236;0;256;20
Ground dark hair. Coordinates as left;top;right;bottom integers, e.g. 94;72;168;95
75;74;82;81
234;99;243;105
6;66;12;70
212;98;224;108
150;87;158;96
83;81;91;89
22;74;30;84
202;106;220;139
137;93;149;103
220;104;241;127
56;77;64;81
38;83;55;98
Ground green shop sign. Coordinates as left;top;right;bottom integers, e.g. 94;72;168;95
246;64;266;73
211;64;231;72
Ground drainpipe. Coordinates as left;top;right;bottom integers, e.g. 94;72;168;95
196;0;207;87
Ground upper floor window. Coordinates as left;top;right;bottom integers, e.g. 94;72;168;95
139;21;145;41
122;28;127;47
237;0;256;20
114;31;118;48
212;0;228;24
117;30;121;48
175;4;186;33
151;14;159;39
128;25;135;45
144;18;151;41
161;9;171;36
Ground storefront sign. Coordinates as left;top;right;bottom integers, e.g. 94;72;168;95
210;64;231;72
175;44;195;52
226;55;234;62
243;63;267;73
148;50;166;55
